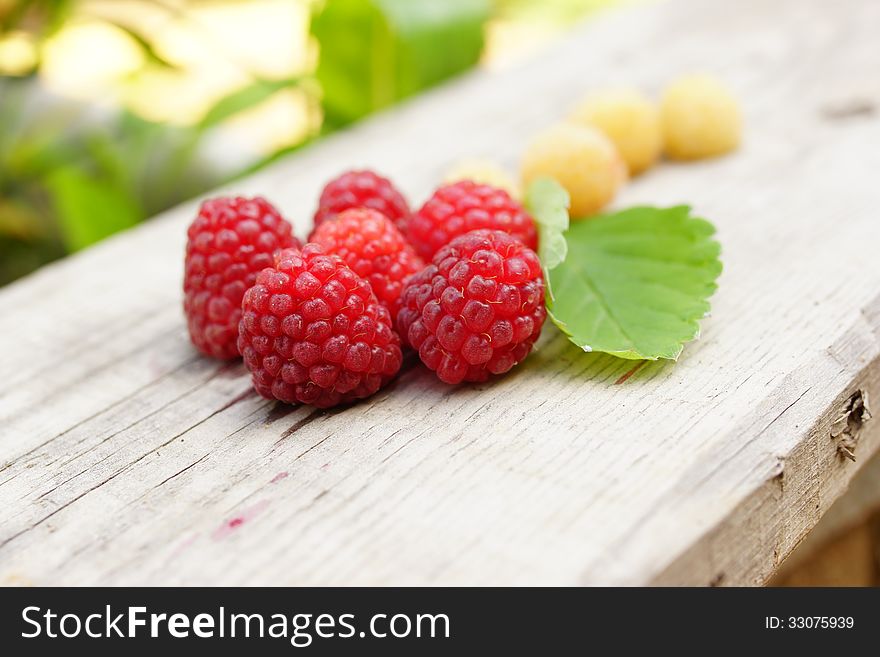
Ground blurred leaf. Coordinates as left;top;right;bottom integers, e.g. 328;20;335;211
0;0;74;36
89;111;222;216
45;168;142;250
110;23;180;71
85;132;136;194
312;0;488;127
6;132;81;181
0;198;44;239
0;234;64;286
199;78;299;130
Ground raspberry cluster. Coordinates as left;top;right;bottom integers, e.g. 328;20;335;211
184;171;546;408
184;196;299;359
181;71;737;409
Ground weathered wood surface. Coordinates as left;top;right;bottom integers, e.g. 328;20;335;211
773;450;880;581
1;0;879;586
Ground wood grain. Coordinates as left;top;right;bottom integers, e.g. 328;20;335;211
1;0;879;585
772;449;880;583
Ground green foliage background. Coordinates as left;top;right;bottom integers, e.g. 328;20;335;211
0;0;613;287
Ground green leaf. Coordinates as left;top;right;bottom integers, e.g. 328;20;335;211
199;78;298;130
312;0;488;127
524;177;569;301
546;206;722;360
45;168;142;251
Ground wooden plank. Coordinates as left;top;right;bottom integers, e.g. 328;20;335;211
772;449;880;584
1;0;879;586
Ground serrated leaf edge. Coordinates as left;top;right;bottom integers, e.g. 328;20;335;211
546;205;721;361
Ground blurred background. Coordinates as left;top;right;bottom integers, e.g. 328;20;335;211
0;0;619;287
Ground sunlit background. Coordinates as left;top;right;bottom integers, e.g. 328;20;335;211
0;0;619;286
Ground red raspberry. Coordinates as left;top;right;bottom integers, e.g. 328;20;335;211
309;208;424;323
407;180;538;260
398;229;546;384
184;196;299;359
313;170;411;235
237;245;403;408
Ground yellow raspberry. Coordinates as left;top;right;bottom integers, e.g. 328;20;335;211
568;88;661;175
660;74;741;160
520;123;626;219
443;159;521;199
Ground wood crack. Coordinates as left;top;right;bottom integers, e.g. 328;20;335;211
0;353;204;487
0;385;255;550
151;453;212;491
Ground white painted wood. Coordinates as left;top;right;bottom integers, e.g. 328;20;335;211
1;0;879;586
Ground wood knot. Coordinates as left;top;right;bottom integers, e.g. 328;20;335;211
831;390;871;461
